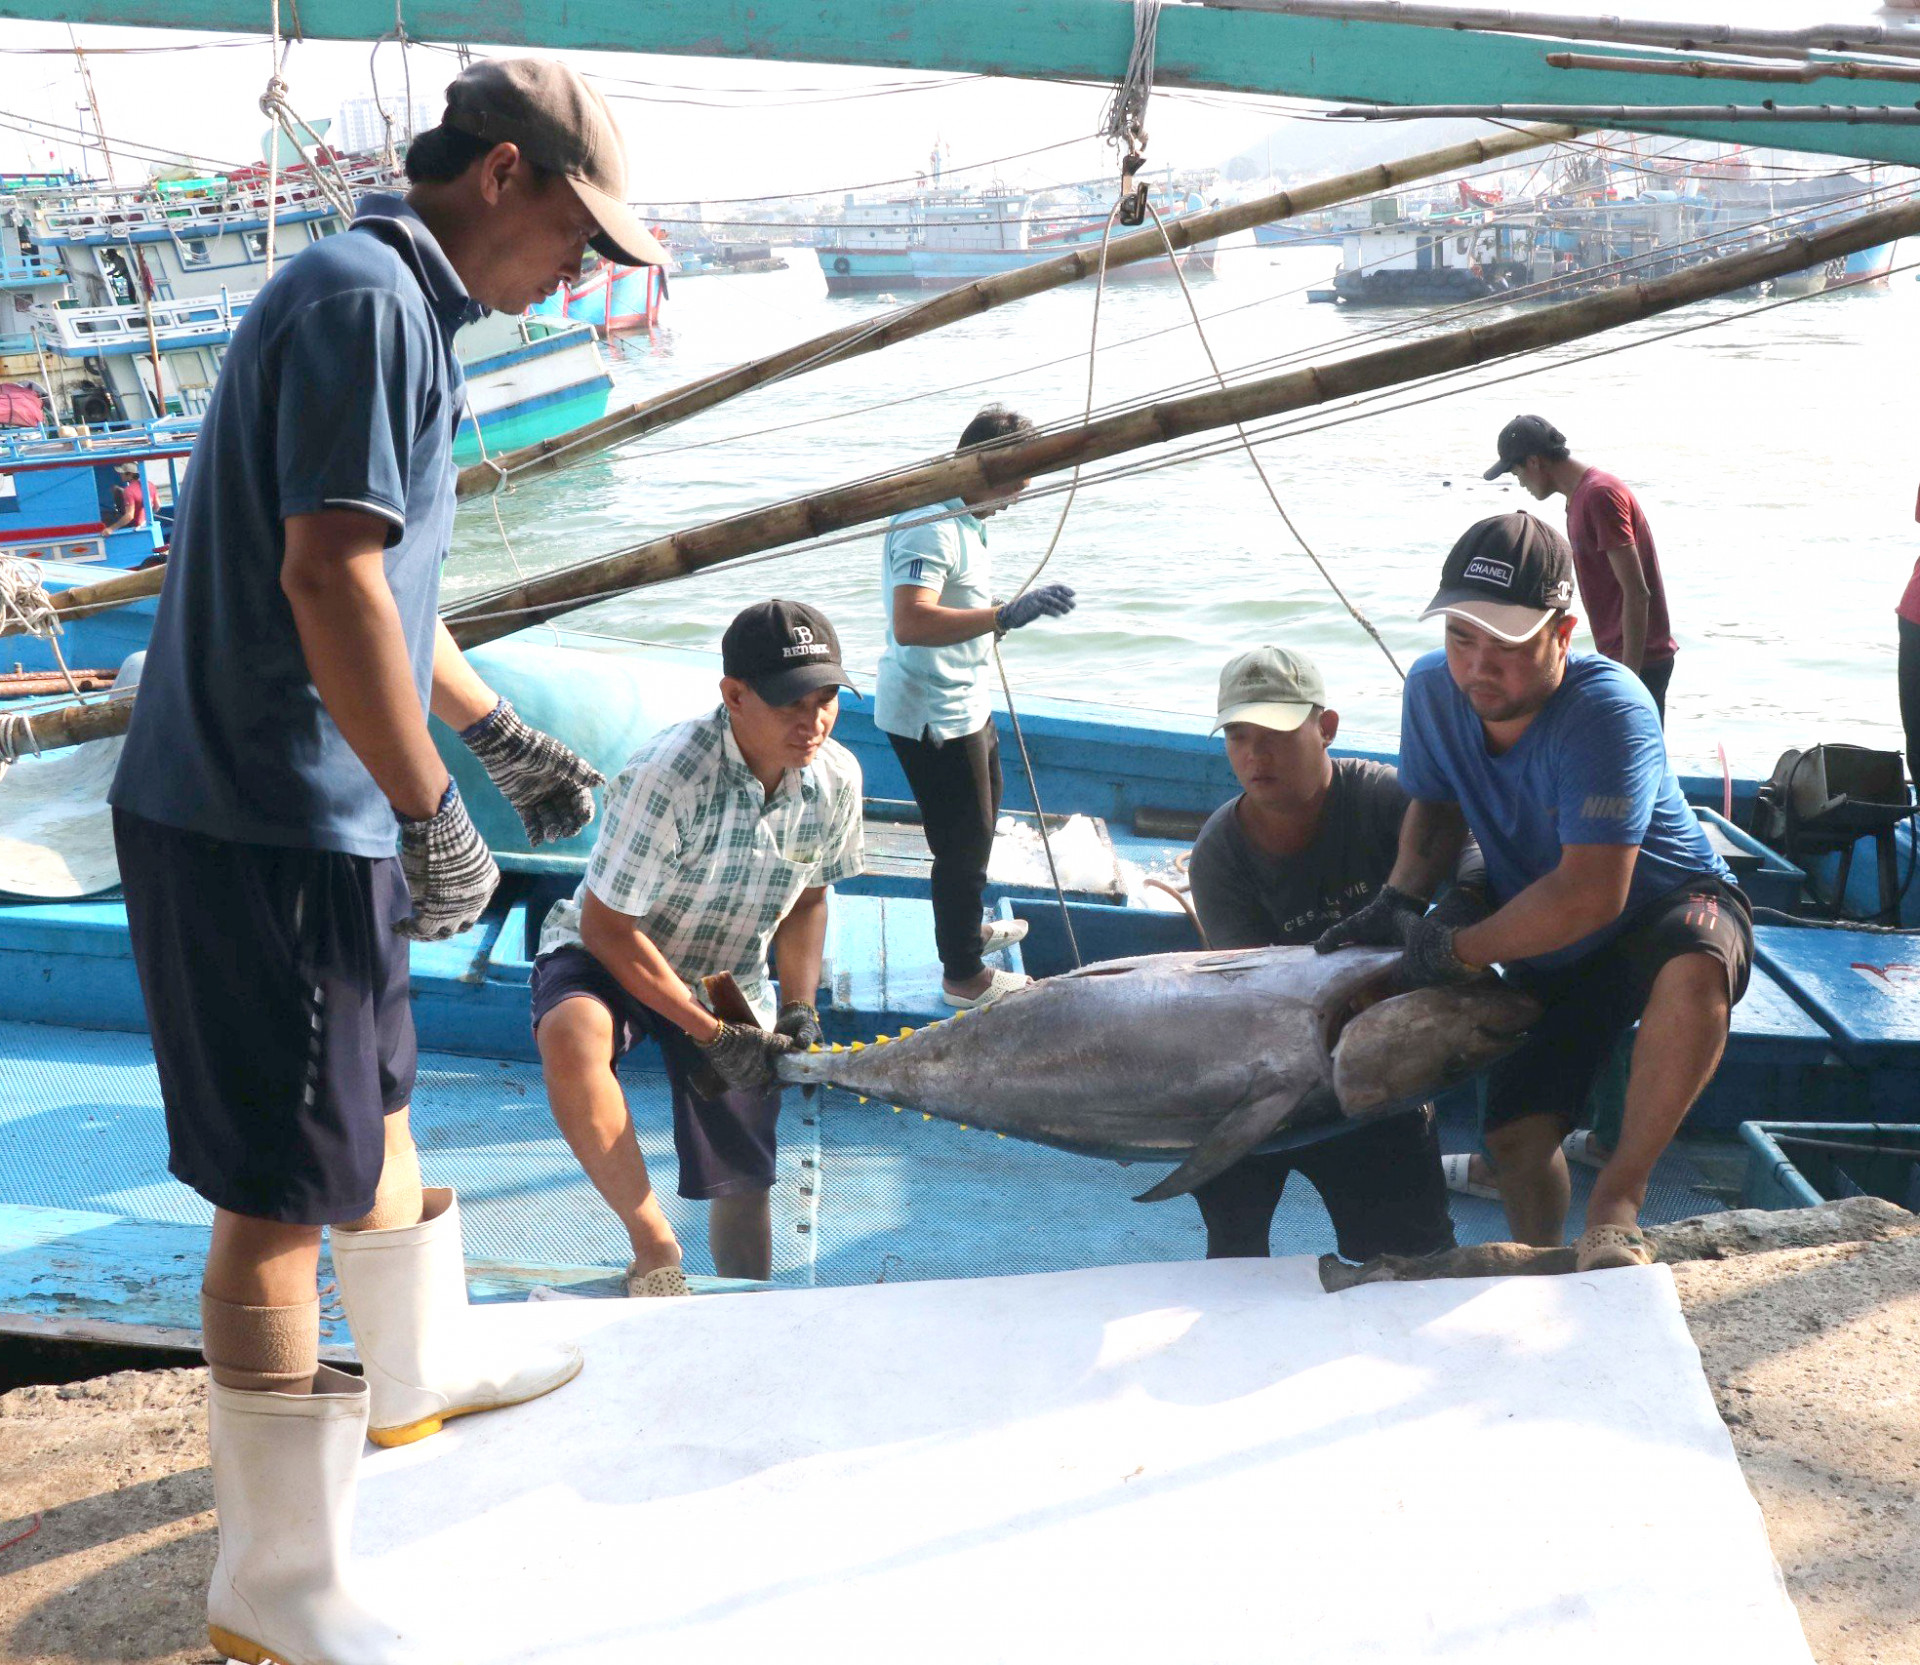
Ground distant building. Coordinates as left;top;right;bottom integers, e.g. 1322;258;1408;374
333;94;441;158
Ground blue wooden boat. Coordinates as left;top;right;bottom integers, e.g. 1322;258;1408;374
0;423;187;572
6;0;1920;1364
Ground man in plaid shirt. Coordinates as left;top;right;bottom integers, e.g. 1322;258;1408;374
533;601;864;1291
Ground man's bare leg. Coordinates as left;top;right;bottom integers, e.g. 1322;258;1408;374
709;1190;772;1281
537;996;683;1274
1482;1114;1573;1247
1586;954;1730;1234
338;1108;424;1232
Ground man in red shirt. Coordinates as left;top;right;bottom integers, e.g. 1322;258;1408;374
107;462;147;531
1485;415;1678;723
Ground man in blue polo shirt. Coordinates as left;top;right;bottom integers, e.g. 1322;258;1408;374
1319;513;1750;1272
108;58;663;1663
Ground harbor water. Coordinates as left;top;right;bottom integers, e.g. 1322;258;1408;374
447;237;1920;777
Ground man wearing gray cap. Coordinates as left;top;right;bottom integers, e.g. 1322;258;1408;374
1184;646;1468;1263
107;56;656;1663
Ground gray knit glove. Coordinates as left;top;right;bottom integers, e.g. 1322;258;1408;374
1314;884;1424;954
1396;912;1498;990
395;781;501;941
774;1001;823;1051
459;699;605;847
696;1021;795;1092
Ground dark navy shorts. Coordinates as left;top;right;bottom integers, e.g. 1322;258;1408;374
1483;875;1753;1135
112;809;417;1226
1191;1107;1456;1263
530;944;780;1199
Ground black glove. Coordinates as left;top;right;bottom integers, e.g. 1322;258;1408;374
696;1021;795;1092
1314;885;1424;954
774;1001;823;1051
395;781;501;942
1396;912;1498;989
459;699;606;847
995;583;1077;635
1427;884;1492;931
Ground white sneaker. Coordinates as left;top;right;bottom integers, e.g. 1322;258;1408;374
980;917;1029;956
943;967;1030;1009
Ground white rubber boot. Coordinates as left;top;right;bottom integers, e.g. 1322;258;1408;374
330;1186;582;1448
207;1365;451;1665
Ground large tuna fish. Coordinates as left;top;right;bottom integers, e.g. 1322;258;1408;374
776;946;1540;1201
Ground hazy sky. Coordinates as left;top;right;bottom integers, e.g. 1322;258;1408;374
0;21;1313;203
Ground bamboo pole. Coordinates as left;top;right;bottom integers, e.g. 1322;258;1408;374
19;192;1920;759
1335;102;1920;124
1544;53;1920;87
1207;1;1920;63
5;124;1582;645
436;192;1920;646
0;566;166;643
452;122;1582;498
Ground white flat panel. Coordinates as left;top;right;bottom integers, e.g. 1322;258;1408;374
352;1258;1810;1664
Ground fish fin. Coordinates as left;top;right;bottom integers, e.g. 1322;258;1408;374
1133;1077;1318;1204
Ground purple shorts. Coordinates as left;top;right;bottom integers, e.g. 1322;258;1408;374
530;945;780;1199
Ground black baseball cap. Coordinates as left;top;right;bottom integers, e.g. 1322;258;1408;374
721;600;857;705
1420;513;1575;644
1483;414;1567;480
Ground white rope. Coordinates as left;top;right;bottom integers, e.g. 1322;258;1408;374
988;199;1127;971
463;391;564;646
0;709;40;777
0;556;71;781
1141;199;1405;680
0;555;61;642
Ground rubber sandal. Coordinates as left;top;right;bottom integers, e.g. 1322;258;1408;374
1560;1130;1610;1171
980;917;1030;956
1440;1152;1501;1201
624;1262;691;1298
943;968;1030;1009
1575;1223;1652;1272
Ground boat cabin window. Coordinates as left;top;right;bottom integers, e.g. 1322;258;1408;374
179;238;211;267
244;231;270;259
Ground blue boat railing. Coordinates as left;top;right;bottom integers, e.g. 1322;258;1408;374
0;254;62;287
0;416;200;468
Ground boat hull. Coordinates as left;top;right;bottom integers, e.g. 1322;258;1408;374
454;324;614;469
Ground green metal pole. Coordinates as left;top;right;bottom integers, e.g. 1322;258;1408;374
4;0;1920;165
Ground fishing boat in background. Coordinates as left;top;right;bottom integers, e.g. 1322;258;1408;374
528;250;666;333
3;0;1920;1444
0;421;183;572
0;152;615;466
815;183;1198;294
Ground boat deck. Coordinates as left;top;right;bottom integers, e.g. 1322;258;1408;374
0;1010;1729;1354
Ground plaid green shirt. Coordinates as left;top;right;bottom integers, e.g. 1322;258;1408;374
539;706;864;1021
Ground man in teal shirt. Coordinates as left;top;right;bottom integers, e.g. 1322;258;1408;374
875;404;1075;1007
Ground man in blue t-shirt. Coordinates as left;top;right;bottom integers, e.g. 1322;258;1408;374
106;59;668;1663
1319;513;1751;1273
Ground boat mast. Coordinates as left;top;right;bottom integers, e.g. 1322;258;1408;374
66;25;116;183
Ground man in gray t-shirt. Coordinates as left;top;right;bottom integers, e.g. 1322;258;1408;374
1185;646;1471;1262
